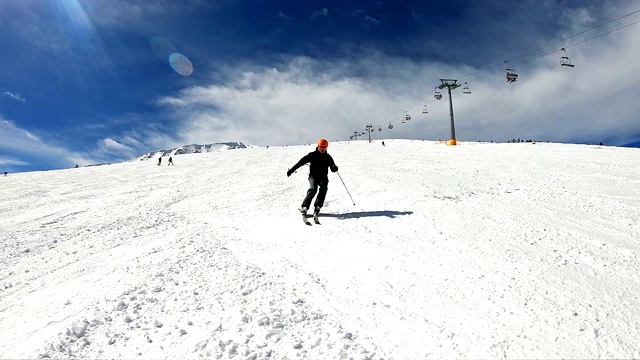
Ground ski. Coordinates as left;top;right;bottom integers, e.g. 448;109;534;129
313;214;320;225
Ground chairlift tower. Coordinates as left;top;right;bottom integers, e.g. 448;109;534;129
438;79;461;146
366;124;373;143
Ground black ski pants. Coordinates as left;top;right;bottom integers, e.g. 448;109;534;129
301;176;328;210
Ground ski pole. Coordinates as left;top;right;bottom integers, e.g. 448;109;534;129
336;171;355;205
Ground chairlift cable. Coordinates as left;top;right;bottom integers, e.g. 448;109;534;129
512;19;640;67
460;8;640;82
366;8;640;138
563;19;640;50
506;8;640;64
372;89;436;130
466;18;640;83
405;89;436;115
532;19;636;66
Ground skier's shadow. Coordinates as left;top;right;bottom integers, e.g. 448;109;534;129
312;210;413;219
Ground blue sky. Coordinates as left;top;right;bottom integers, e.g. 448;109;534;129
1;0;640;173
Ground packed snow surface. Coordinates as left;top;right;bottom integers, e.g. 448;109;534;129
1;140;640;359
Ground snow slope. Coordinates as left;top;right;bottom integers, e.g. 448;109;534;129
1;140;639;359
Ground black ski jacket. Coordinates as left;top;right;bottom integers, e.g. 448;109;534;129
290;148;338;180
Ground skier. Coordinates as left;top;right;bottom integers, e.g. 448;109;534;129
382;141;385;146
168;156;174;166
3;171;6;176
287;138;338;218
157;157;162;166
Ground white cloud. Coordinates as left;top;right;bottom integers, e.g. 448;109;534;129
0;119;95;168
83;137;146;164
349;9;381;29
78;0;215;29
152;11;640;147
360;15;381;29
157;57;412;146
411;11;425;25
0;120;42;151
310;8;329;20
0;156;29;166
24;131;40;142
102;138;133;153
2;92;26;103
120;136;143;148
277;11;294;20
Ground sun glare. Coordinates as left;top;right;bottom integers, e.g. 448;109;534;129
60;0;92;31
169;53;194;76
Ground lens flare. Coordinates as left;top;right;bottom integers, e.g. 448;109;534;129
169;53;193;76
150;37;176;60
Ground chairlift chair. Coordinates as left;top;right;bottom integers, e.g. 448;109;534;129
504;60;518;83
404;112;412;122
378;127;382;132
422;105;429;114
560;48;574;67
462;82;471;94
434;87;443;100
388;123;393;130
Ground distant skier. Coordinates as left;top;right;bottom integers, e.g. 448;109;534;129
168;156;174;166
157;157;162;166
3;171;7;177
287;138;339;217
382;141;386;146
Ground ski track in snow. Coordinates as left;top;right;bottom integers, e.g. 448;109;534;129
1;140;640;359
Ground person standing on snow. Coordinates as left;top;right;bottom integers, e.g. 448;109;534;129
287;138;338;217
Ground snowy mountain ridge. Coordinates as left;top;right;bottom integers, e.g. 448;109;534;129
137;142;249;161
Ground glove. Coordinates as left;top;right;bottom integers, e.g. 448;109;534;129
331;165;338;173
287;169;293;177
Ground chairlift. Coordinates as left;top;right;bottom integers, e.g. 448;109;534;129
422;105;428;114
560;48;574;68
378;127;382;132
462;82;471;94
404;112;412;122
434;87;442;100
504;60;518;83
388;123;393;130
401;118;407;124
